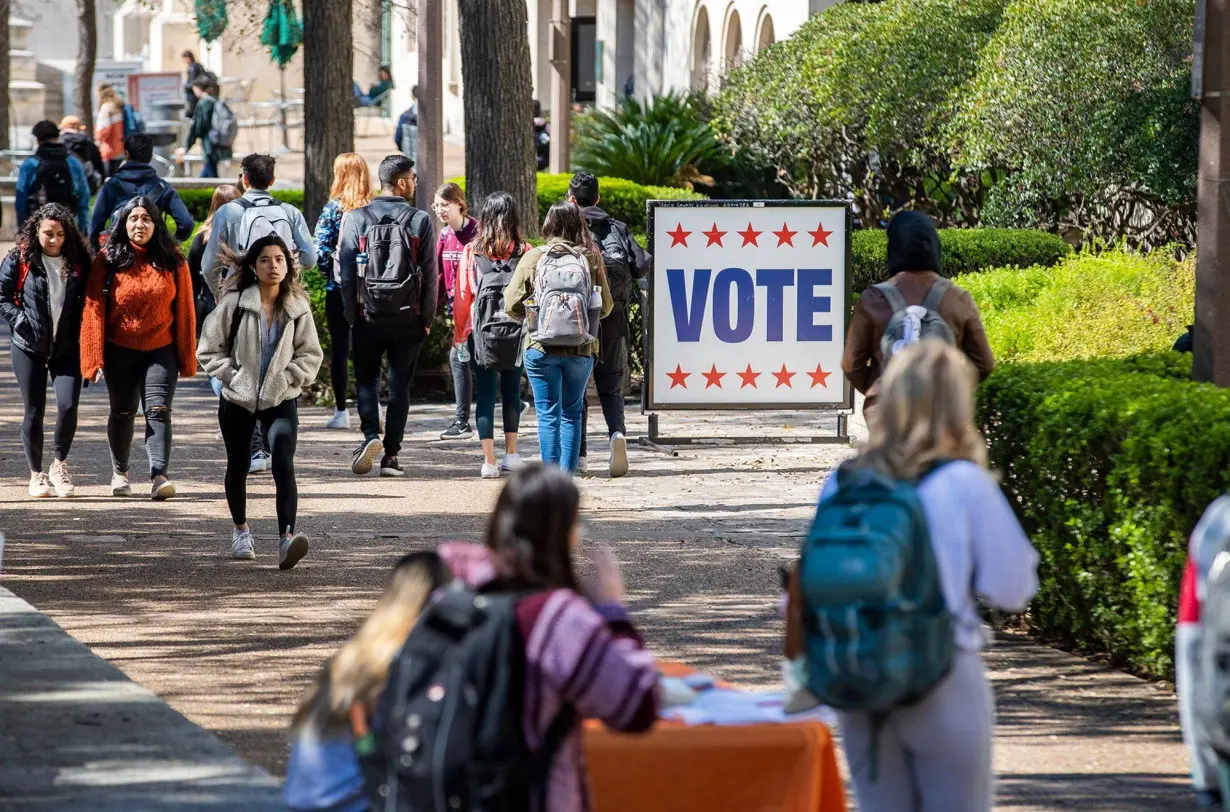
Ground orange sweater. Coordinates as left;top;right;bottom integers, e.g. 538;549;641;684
80;247;198;380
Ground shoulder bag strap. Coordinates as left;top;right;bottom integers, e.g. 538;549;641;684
227;300;243;355
921;278;953;313
873;281;909;314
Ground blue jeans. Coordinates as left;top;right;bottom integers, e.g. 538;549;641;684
201;158;218;178
523;348;593;472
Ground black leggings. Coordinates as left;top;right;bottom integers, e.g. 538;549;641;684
219;397;299;533
473;364;522;441
325;287;350;410
10;345;82;472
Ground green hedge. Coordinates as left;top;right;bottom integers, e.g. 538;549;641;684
851;227;1069;293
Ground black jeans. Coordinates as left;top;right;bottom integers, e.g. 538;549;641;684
219;397;299;533
325;287;351;410
104;342;178;479
579;310;629;458
353;318;425;458
11;346;82;472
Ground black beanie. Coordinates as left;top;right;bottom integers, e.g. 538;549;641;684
886;211;941;276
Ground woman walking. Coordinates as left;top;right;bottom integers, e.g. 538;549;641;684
0;204;90;497
504;202;612;474
452;191;528;478
434;181;478;441
787;340;1038;812
80;196;197;500
197;235;323;568
187;184;242;337
94;83;125;175
312;153;372;430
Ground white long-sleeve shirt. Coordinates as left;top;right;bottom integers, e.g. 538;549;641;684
819;460;1039;650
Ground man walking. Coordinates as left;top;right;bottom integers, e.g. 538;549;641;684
338;155;438;478
567;171;650;477
16;120;91;232
89;133;195;251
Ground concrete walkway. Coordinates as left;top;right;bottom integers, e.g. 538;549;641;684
0;328;1196;809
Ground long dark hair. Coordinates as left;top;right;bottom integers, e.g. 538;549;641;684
541;201;592;250
474;191;523;260
484;465;581;591
222;234;307;312
103;195;184;273
17;203;89;278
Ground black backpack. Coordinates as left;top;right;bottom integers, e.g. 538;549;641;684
32;155;77;208
364;587;574;812
591;218;636;310
472;253;524;371
359;207;424;322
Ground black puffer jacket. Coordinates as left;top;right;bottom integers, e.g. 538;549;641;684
0;248;89;360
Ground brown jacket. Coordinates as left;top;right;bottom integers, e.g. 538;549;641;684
841;271;994;397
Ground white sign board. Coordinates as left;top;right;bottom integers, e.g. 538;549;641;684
646;201;851;410
127;72;183;113
93;60;143;103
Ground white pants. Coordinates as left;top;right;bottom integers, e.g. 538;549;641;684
1177;622;1220;791
837;649;994;812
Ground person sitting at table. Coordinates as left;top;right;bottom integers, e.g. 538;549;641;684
786;339;1038;812
353;66;393;108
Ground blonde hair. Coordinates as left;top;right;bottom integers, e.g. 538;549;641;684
854;340;988;479
97;83;121;108
291;552;449;736
328;153;374;213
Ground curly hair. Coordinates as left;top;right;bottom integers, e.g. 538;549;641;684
17;204;90;278
103;195;184;273
221;234;307;314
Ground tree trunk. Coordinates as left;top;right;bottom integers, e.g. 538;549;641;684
458;0;538;235
74;0;96;132
303;0;354;225
0;0;10;150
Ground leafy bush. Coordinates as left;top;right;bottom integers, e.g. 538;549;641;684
850;227;1068;293
177;188;305;223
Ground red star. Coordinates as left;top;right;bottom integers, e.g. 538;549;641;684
808;222;833;247
702;223;726;247
667;223;691;247
772;364;796;388
701;364;725;389
736;223;761;247
736;364;761;389
772;223;797;247
667;364;690;389
807;364;832;388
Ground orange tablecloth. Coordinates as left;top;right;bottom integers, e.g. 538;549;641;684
584;663;846;812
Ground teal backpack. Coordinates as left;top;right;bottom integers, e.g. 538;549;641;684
798;463;953;720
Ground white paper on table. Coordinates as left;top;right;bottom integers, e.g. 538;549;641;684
662;689;838;727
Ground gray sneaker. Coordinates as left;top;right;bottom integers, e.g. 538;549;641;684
230;529;256;560
279;533;309;570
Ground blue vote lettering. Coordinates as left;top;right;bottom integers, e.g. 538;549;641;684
666;267;834;343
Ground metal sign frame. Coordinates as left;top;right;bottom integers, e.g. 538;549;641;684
638;199;855;449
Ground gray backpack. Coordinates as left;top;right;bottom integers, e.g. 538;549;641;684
529;244;596;348
874;278;956;361
209;99;239;148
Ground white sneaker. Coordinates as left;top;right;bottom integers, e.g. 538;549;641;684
231;528;256;560
609;432;629;479
279;533;309;570
110;471;132;497
249;450;271;474
500;453;523;472
576;456;588;474
326;409;351;430
48;459;75;497
215;427;224;441
480;462;501;479
27;472;51;498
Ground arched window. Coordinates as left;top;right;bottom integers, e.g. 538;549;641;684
756;12;775;53
691;7;712;91
723;9;743;71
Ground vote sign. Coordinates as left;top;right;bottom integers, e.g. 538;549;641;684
646;201;851;410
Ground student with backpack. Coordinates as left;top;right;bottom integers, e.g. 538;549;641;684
504;202;613;474
282;551;452;811
188;185;243;338
434;181;478;441
89;133;195;252
80;196;197;501
841;211;994;408
567;172;650;477
15;120;91;233
176;75;237;178
94;83;127;175
365;464;659;812
58;116;107;192
197;235;323;568
312;153;375;430
452;191;531;478
0;204;90;498
337;154;437;478
786;340;1037;812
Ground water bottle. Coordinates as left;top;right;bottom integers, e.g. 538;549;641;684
356;235;369;280
456;342;471;364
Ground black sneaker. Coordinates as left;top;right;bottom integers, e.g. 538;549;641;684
351;437;384;475
379;455;405;478
439;421;474;440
